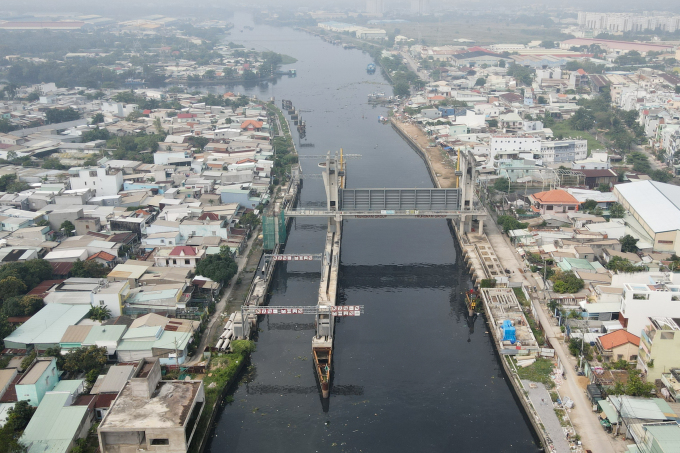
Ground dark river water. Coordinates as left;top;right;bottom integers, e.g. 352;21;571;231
205;13;539;453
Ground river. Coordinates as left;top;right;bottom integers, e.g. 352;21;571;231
205;12;540;452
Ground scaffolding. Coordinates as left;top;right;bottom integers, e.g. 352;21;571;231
262;211;286;250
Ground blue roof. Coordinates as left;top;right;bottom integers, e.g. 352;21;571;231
4;304;90;347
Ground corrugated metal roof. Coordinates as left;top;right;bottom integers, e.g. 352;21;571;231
59;325;92;344
4;304;90;347
82;325;127;344
21;393;88;449
51;379;83;394
122;326;162;340
95;366;135;394
616;181;680;233
116;340;154;351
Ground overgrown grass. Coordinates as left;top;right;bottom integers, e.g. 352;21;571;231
513;287;529;307
516;357;555;389
188;340;255;453
551;122;604;153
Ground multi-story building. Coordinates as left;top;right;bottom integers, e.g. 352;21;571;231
638;317;680;380
619;277;680;338
489;135;587;163
69;167;123;197
98;358;205;453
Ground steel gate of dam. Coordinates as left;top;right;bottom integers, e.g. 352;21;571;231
338;188;461;211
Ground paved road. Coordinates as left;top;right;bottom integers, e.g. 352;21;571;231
521;380;571;453
400;50;430;82
482;217;627;453
187;231;259;364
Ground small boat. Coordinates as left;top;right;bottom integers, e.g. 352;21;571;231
367;63;376;73
313;347;332;398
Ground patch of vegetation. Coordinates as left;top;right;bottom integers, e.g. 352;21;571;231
188;340;255;453
551;121;603;152
516;357;555;389
497;215;529;233
550;270;584;294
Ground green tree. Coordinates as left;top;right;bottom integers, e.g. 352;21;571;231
627;151;651;173
620;234;639;253
475;78;486;86
569;107;595;131
41;157;66;170
496;215;529;233
597;183;610;192
63;345;107;375
609;202;625;218
60;220;75;236
194;246;238;284
537;95;547;105
540;40;555;49
191;136;210;151
238;212;261;228
43;346;65;370
582;199;598;211
611;369;654;397
90;113;105;125
81;126;110;142
25;91;40;102
493;177;510;192
71;260;109;278
550;270;584;294
45;107;80;124
5;401;35;433
650;169;673;183
607;256;644;273
87;304;112;322
0;277;27;300
393;81;410;97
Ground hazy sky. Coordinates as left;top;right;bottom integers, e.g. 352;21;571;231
1;0;679;16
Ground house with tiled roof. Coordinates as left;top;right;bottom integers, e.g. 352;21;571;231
153;246;205;268
240;120;263;132
529;189;580;215
86;251;118;267
596;330;640;364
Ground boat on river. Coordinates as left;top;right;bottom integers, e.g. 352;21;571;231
313;347;332;398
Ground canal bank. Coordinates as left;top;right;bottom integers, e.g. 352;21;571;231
390;114;580;452
205;12;540;453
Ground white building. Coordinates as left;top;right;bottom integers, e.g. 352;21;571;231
69;168;123;197
572;151;611;170
43;278;131;318
101;102;138;118
620;274;680;338
489;135;541;161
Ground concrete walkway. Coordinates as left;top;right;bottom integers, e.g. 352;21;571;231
521;380;571;453
187;231;260;364
482;216;628;453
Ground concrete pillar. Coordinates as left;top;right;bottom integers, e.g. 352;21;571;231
478;218;484;233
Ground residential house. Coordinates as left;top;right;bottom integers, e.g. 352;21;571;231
153;246;205;268
98;358;205;453
529;189;581;215
122;283;189;317
596;329;640;363
69;167;123;197
15;358;59;407
638;317;680;380
43;279;130;318
21;391;93;453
